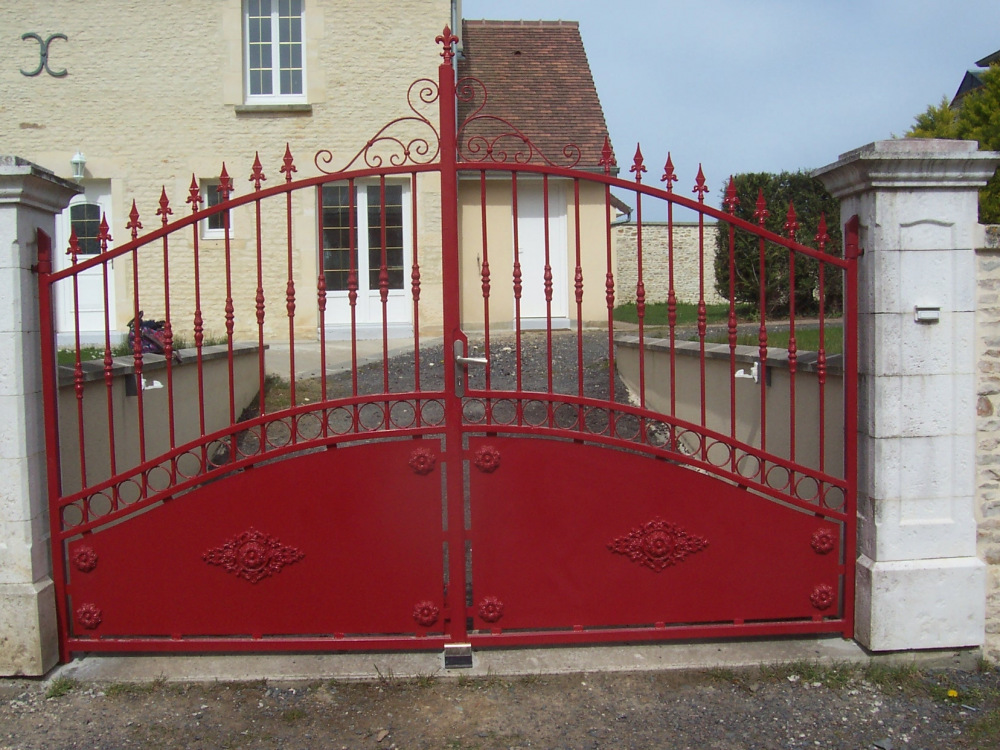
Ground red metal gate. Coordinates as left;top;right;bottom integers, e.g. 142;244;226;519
38;30;857;659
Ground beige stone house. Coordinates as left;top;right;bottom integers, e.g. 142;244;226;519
3;0;452;343
3;3;617;343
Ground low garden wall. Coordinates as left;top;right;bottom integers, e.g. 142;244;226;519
614;336;845;479
56;343;261;495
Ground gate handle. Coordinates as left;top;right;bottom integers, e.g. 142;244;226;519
454;340;488;397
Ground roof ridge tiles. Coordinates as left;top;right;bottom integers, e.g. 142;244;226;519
463;19;580;28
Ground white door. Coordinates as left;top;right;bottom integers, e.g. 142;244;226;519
515;181;568;325
320;181;413;338
55;182;115;345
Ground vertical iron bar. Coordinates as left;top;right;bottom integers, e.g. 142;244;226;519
316;187;328;406
438;43;469;644
410;172;422;395
130;228;147;470
157;190;177;453
573;178;584;405
284;165;297;414
36;229;70;663
542;174;553;423
255;180;267;417
512;172;522;401
842;215;860;638
99;218;118;498
68;234;87;487
480;171;491;394
379;175;390;394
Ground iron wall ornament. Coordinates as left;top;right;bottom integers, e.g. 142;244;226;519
810;584;836;611
72;546;98;573
608;518;709;572
75;603;102;630
20;32;68;77
810;528;837;555
474;445;501;473
412;601;440;627
408;448;437;475
203;527;304;584
478;596;505;623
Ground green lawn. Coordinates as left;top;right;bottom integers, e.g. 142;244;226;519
614;301;844;354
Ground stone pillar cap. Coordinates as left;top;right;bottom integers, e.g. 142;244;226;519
813;139;1000;199
0;155;80;212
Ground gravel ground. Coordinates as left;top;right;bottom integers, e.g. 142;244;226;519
2;663;999;749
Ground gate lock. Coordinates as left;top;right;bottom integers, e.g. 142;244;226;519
454;339;488;397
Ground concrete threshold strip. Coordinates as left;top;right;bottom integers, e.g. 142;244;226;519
54;638;980;684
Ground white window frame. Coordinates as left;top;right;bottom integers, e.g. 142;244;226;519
244;0;307;104
201;181;232;240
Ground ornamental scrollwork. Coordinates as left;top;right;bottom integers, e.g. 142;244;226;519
314;78;440;174
203;527;304;584
456;76;582;168
608;518;708;573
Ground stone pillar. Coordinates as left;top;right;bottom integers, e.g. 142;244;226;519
0;157;79;674
815;140;1000;651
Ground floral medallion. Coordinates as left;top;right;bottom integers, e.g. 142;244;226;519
810;528;836;555
810;584;836;611
75;602;102;630
412;600;440;627
409;448;437;475
608;518;708;572
478;596;505;623
72;545;99;573
474;445;501;473
203;527;304;584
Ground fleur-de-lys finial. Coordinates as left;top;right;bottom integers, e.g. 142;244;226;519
280;143;296;183
156;187;172;226
250;152;266;191
599;136;616;176
97;213;112;252
693;165;708;202
630;144;646;183
67;227;80;263
217;163;233;201
784;202;799;241
753;188;769;226
187;174;203;213
661;153;677;192
126;199;142;240
723;176;739;214
436;26;459;63
815;213;829;250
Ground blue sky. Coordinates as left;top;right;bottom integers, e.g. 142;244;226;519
461;0;1000;208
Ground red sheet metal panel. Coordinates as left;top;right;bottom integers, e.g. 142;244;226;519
66;440;445;641
467;437;843;633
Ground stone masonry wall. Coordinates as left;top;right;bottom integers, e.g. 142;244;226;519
978;224;1000;662
1;0;450;338
614;222;726;307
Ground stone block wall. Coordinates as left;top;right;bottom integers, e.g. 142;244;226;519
978;224;1000;662
614;222;726;307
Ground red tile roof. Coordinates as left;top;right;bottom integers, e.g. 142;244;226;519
457;20;614;172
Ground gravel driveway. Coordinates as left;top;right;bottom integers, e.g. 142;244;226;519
2;662;998;749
